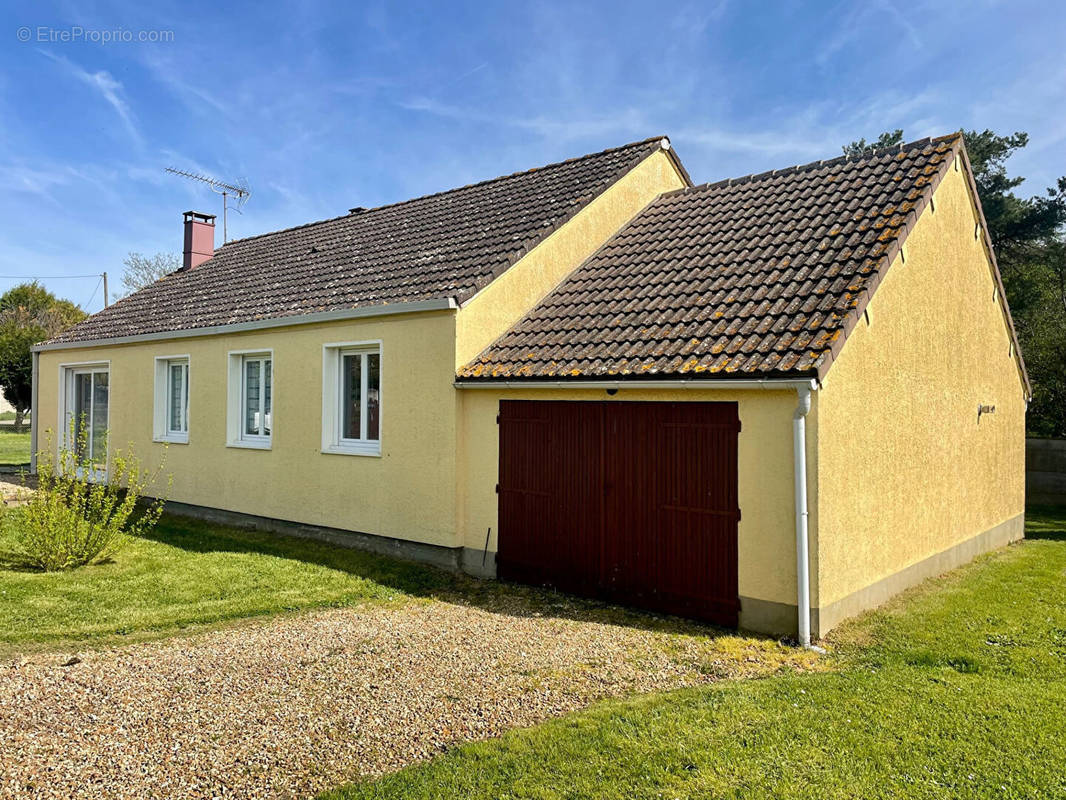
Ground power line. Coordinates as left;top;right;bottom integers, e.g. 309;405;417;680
0;274;102;280
82;276;103;311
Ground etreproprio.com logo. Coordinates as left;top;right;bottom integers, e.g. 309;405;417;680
16;26;175;44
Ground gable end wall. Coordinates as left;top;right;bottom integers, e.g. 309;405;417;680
812;160;1026;632
454;149;688;370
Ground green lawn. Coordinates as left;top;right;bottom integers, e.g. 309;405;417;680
0;428;30;468
323;507;1066;800
0;513;455;655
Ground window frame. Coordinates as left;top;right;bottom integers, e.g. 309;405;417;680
57;360;111;479
321;340;382;457
226;349;274;450
241;354;272;441
153;355;190;444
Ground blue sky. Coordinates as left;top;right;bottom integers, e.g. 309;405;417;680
2;0;1063;310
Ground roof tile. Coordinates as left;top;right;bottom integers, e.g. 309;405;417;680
49;137;672;345
458;135;959;381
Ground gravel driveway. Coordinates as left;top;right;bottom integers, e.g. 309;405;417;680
0;595;817;799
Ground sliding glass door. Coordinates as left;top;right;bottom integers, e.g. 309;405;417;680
65;365;109;467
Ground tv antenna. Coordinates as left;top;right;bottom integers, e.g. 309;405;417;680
164;167;251;242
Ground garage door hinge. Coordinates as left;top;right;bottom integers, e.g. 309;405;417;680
496;414;500;424
495;483;499;494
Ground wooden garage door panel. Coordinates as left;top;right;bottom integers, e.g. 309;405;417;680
603;402;739;618
498;401;601;592
498;400;740;626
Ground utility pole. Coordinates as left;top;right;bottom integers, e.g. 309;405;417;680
102;272;109;308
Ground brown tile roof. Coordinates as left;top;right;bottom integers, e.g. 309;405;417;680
458;134;993;382
48;136;685;345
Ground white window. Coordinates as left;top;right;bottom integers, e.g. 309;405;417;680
227;350;273;449
242;355;272;438
153;356;189;443
322;342;381;456
59;362;110;472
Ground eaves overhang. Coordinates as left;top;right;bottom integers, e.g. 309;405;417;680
33;297;458;352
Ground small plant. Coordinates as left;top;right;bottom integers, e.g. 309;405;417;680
4;421;170;571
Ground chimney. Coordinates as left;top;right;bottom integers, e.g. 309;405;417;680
182;211;216;270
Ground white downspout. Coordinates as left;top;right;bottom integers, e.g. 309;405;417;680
30;350;39;474
793;382;815;648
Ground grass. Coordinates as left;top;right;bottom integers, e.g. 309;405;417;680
322;506;1066;800
0;513;456;656
3;499;1064;797
0;428;30;468
0;507;813;670
0;509;814;676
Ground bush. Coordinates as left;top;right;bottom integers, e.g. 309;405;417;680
5;424;170;571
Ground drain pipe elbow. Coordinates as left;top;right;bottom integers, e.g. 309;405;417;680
793;383;814;649
794;384;812;421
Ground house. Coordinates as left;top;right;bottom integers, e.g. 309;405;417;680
30;134;1028;642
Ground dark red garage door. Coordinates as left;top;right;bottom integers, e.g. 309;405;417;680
497;400;740;626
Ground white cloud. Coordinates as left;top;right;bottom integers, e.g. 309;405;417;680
38;50;141;145
675;127;827;160
966;58;1066;192
0;164;77;204
398;96;649;143
141;53;233;120
0;161;121;206
668;0;730;37
675;88;946;180
817;0;923;67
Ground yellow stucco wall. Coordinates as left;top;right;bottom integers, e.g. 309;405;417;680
36;310;462;547
456;387;802;607
38;145;1026;636
814;159;1028;610
455;148;688;369
34;149;688;556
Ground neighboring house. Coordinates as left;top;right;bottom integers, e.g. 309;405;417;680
31;134;1028;642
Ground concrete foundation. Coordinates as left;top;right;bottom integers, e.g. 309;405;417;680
163;500;468;574
162;502;1024;640
740;512;1025;638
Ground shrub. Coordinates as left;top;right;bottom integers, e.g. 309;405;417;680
5;423;170;571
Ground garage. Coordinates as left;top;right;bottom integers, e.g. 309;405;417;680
496;400;741;626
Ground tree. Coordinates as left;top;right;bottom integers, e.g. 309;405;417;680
0;283;86;425
963;131;1066;269
961;131;1066;436
121;251;179;296
842;129;903;158
843;128;1066;436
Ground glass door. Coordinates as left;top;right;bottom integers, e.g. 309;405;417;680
66;366;109;468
